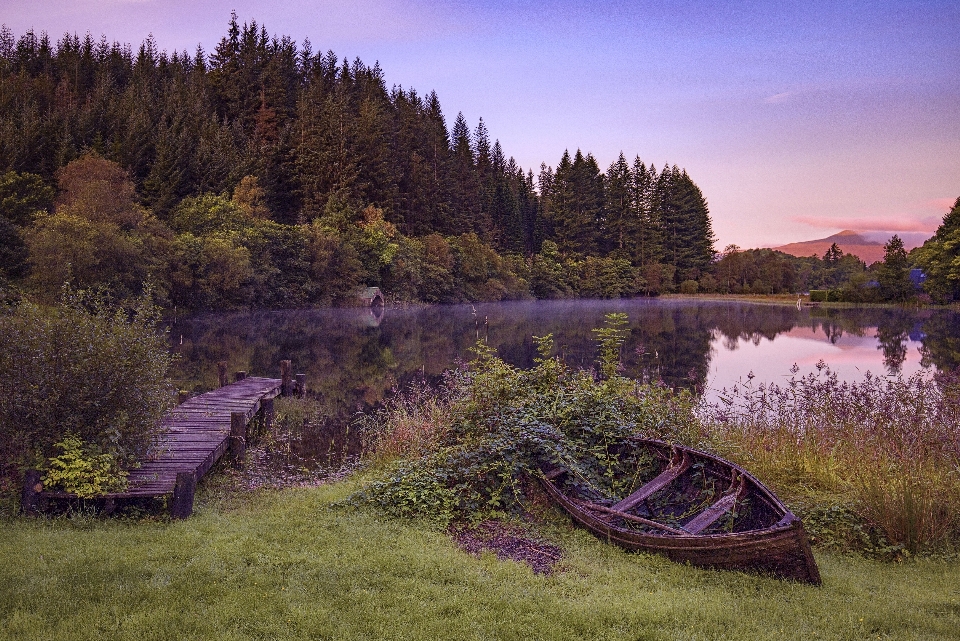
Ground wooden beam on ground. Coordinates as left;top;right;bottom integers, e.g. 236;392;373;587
170;472;196;519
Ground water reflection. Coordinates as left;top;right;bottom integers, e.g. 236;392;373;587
168;300;960;465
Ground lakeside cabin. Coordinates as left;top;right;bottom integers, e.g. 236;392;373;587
356;286;385;307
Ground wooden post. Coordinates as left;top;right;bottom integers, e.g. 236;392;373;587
280;360;292;397
234;370;247;382
170;472;196;519
230;411;246;468
295;373;306;398
178;390;190;404
21;469;42;515
217;361;228;387
262;397;275;431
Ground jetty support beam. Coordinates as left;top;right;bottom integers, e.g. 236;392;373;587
170;472;197;519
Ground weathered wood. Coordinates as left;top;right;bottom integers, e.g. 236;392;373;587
295;373;306;398
234;370;247;382
262;397;275;431
21;469;42;515
682;476;746;535
170;472;196;519
217;361;228;387
611;449;691;512
539;439;821;584
579;500;689;535
230;411;246;468
178;390;190;404
34;377;281;515
280;360;292;397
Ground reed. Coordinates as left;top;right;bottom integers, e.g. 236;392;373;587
701;363;960;553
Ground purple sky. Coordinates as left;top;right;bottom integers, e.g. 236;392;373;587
5;0;959;249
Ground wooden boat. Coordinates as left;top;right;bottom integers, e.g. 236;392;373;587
539;438;821;584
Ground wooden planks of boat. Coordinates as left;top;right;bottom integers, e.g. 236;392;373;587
539;438;821;584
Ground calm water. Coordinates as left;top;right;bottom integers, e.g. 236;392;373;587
168;300;960;465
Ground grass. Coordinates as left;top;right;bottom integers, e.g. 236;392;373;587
2;481;960;641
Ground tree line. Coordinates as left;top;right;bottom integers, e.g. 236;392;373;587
710;193;960;306
0;16;717;309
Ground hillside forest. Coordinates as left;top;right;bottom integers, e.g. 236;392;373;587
0;17;957;310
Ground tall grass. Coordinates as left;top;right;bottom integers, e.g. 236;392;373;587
701;363;960;553
357;378;455;466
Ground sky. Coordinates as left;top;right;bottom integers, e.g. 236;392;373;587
3;0;958;249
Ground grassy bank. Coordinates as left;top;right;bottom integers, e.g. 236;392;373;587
664;292;960;312
2;482;959;641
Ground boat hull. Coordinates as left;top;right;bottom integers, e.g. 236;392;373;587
539;440;821;584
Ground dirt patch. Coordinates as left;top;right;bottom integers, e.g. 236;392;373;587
450;520;563;575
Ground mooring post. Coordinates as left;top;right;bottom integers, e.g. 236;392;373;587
217;361;228;387
280;360;292;397
178;390;190;404
262;396;275;431
295;373;306;398
234;370;247;382
230;411;246;468
170;472;197;519
21;469;42;515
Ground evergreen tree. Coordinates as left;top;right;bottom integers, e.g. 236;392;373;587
912;197;960;302
602;153;630;256
876;235;913;302
449;112;479;235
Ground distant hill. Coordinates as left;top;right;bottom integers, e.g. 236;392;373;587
773;230;928;265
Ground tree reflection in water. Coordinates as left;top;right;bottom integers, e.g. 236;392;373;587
168;300;960;468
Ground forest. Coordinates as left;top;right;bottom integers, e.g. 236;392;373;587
2;17;956;310
0;17;716;310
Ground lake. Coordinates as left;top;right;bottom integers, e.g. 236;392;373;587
168;299;960;467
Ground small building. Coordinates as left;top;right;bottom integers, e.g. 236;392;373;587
356;286;385;307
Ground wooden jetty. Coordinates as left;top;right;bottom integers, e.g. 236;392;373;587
22;375;284;519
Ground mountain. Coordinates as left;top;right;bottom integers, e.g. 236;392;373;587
773;230;927;265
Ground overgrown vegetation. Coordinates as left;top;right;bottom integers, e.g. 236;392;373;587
350;314;699;525
0;290;174;495
700;363;960;555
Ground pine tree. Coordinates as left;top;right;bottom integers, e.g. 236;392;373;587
603;153;631;256
876;235;913;302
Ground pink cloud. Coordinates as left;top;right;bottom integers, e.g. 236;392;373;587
923;197;956;212
791;215;940;232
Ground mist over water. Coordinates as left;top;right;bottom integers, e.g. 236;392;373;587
168;299;960;466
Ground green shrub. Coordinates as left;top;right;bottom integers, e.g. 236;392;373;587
0;290;174;486
809;289;828;302
42;435;128;497
679;279;699;295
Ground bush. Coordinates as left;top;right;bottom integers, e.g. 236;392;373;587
679;279;699;295
42;435;128;497
809;289;828;302
0;290;175;488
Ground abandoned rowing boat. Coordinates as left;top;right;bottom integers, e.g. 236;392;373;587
539;438;821;584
